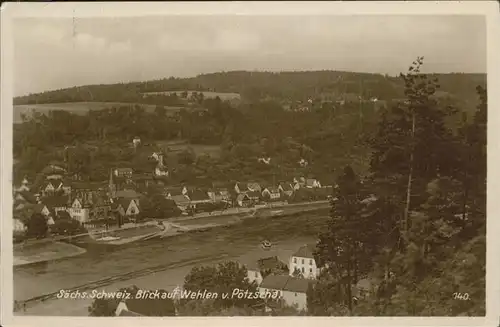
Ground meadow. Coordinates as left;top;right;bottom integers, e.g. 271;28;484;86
13;102;185;124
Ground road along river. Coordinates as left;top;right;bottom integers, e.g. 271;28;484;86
14;203;330;316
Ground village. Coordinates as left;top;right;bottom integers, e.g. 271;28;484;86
12;135;333;238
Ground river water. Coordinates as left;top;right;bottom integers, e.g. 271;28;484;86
14;208;329;316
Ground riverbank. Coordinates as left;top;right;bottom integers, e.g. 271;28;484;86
14;207;330;315
16;238;313;316
12;201;328;266
14;241;87;267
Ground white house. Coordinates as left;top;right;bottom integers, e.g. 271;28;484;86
67;198;90;223
259;275;311;312
132;136;141;148
114;168;133;178
117;199;140;216
292;177;306;190
34;203;52;217
262;187;281;200
42;181;63;194
154;165;169;177
17;177;30;192
244;256;287;286
305;179;321;189
13;219;26;233
289;244;321;279
245;263;264;286
278;183;295;197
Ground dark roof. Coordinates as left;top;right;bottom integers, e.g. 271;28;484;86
280;183;294;192
189;190;210;201
171;195;190;204
33;203;47;213
115;189;142;199
247;182;262;190
260;275;312;294
72;181;106;190
247;191;261;198
265;186;280;193
292;244;316;259
116;199;132;210
16;191;36;203
236;193;250;201
259;275;288;290
42;195;68;208
258;256;283;271
283;277;312;293
164;187;184;196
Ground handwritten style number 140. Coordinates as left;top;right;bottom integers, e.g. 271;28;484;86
453;292;470;301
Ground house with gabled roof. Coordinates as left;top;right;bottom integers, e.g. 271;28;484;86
41;180;64;195
207;188;231;203
114;168;133;178
278;182;295;197
236;193;252;207
243;256;288;286
188;190;212;206
246;190;261;203
163;186;188;199
171;194;191;211
289;244;321;279
112;198;139;217
42;195;69;215
259;275;313;311
262;186;281;200
234;182;262;194
305;178;321;189
292;177;306;190
67;198;90;223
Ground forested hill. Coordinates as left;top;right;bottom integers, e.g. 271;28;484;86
14;70;486;107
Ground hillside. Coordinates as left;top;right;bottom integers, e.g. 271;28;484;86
14;71;486;112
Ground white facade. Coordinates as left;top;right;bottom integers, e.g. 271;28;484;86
262;188;280;200
155;167;169;177
289;256;320;279
258;287;307;312
125;200;140;216
247;269;263;286
13;219;26;232
68;198;90;223
281;290;308;311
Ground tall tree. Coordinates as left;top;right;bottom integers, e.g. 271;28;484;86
314;165;368;313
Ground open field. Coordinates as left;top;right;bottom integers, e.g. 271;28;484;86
13;102;186;123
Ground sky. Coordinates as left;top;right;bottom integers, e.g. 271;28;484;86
13;15;486;96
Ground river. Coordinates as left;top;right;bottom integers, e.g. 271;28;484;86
14;207;330;316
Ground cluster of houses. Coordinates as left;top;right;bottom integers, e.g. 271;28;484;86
113;244;372;316
12;159;331;234
244;244;372;312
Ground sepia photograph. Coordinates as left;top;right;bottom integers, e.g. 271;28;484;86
1;1;498;326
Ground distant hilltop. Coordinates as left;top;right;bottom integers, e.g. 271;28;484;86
14;70;486;106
